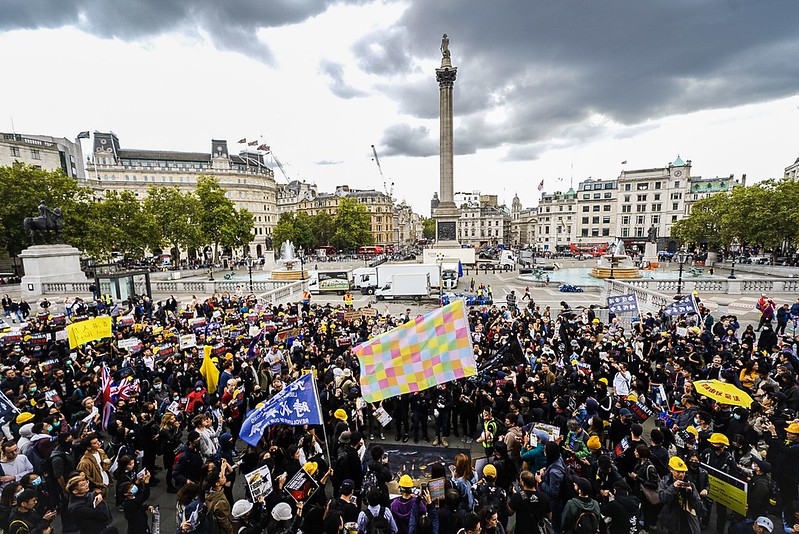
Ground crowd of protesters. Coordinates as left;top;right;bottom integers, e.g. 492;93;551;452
0;285;798;534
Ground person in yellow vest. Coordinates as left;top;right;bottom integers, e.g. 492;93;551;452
343;291;353;309
302;290;311;312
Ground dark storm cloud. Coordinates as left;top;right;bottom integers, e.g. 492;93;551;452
319;60;366;99
360;1;799;159
0;0;368;63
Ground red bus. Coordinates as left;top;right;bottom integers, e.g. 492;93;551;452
569;243;608;257
358;246;384;255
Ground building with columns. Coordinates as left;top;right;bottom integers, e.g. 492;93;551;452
83;132;277;257
510;194;537;247
786;157;799;180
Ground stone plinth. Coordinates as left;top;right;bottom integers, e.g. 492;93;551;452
19;245;88;298
269;270;308;281
642;242;659;266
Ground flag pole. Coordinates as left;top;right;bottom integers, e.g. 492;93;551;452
311;372;332;466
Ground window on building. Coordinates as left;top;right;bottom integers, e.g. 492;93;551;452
602;228;610;236
624;195;631;202
674;181;680;188
651;203;661;211
545;226;550;234
637;194;647;202
592;216;599;224
624;184;631;191
602;216;611;223
603;205;611;212
636;204;646;212
581;229;589;237
652;215;660;224
30;149;40;160
10;147;20;157
672;215;678;222
636;215;645;225
672;202;679;210
559;206;563;212
593;193;600;199
582;206;589;212
583;194;590;199
637;183;649;190
621;205;631;213
621;228;629;237
635;227;645;237
654;193;661;200
591;228;599;237
582;217;589;224
592;205;600;212
604;192;612;198
621;215;630;225
654;181;661;189
670;192;682;200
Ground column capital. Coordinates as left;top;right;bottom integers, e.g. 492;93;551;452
436;67;458;88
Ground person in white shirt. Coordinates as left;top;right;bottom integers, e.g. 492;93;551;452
613;362;632;398
0;440;34;489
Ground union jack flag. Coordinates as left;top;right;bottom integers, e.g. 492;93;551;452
97;365;140;429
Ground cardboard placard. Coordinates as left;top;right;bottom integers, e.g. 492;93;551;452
428;477;445;501
54;329;68;341
28;333;49;346
159;344;176;358
179;334;197;350
702;462;748;516
285;468;319;504
244;465;274;499
118;337;141;351
627;400;654;423
361;308;378;318
374;407;393;427
117;315;135;328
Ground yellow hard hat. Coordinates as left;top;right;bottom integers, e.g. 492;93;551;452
483;464;497;478
786;422;799;434
626;394;638;403
587;436;602;450
16;412;34;424
686;425;699;437
303;462;318;476
598;378;609;386
398;475;414;489
708;433;730;446
668;456;688;472
334;409;348;421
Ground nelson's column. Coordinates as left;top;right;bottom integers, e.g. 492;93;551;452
433;33;460;247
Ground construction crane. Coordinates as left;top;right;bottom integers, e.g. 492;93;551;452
370;144;394;200
269;150;291;183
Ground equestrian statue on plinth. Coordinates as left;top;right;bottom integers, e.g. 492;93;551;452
23;200;64;244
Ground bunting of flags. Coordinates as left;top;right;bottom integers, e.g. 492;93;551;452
354;299;477;403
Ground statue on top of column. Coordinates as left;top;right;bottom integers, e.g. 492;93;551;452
440;34;450;59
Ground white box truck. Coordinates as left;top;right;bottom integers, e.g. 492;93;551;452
374;273;431;301
422;247;476;265
356;264;441;294
308;270;352;295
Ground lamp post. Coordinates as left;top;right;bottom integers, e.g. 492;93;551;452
675;250;693;299
728;254;737;279
247;257;253;293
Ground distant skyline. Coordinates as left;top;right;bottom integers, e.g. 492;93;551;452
2;1;798;215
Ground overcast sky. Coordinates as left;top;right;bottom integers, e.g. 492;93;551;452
2;0;798;216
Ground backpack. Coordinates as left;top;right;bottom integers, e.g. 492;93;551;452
556;463;578;500
364;505;392;534
361;466;380;500
756;476;782;515
574;509;600;534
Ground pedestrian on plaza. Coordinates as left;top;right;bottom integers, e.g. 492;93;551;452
66;476;118;534
777;303;790;335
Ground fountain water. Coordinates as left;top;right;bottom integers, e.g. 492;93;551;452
590;239;641;279
269;241;308;281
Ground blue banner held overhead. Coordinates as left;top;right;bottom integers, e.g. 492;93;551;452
240;373;322;447
607;293;639;314
664;294;699;317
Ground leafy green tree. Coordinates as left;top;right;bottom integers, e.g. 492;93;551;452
221;208;255;253
94;190;159;259
422;217;436;240
294;211;315;251
310;211;335;246
143;186;203;257
332;197;373;251
0;163;95;256
195;176;237;259
273;212;299;254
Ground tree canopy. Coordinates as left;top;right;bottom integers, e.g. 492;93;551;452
671;179;799;253
272;199;374;253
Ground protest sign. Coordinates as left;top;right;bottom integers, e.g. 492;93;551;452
374;407;393;427
627;400;655;423
67;316;112;348
285;468;319;504
702;462;747;516
244;465;273;499
179;334;197;350
428;478;445;502
532;422;561;440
